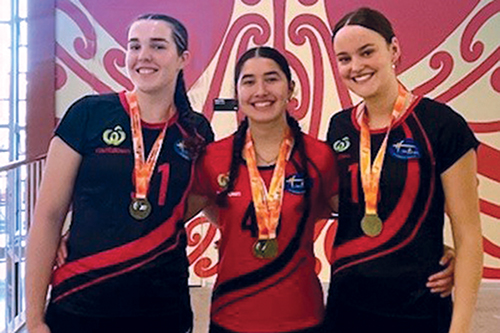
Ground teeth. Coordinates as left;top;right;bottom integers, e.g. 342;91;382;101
353;73;372;83
254;101;272;107
137;68;156;74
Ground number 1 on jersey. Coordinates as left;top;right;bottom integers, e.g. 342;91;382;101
348;163;359;204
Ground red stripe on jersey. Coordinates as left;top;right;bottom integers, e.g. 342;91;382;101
51;163;196;287
52;229;185;303
118;90;178;130
332;118;435;274
350;96;422;133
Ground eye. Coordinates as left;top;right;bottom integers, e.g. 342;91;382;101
337;56;350;64
241;78;255;86
128;43;140;51
265;76;279;83
361;49;374;57
152;43;167;50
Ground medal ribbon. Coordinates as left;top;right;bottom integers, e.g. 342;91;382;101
358;83;412;216
126;91;171;200
245;128;294;240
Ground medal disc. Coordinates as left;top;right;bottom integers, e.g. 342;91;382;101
253;239;278;259
129;198;152;220
361;214;383;237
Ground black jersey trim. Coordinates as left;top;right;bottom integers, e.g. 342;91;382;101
211;157;310;302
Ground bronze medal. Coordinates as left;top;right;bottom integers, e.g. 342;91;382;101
129;197;152;220
361;214;383;237
253;239;278;259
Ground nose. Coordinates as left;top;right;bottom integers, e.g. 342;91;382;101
350;55;364;72
254;79;268;97
138;46;152;61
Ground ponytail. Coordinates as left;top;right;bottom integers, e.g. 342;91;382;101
174;70;206;158
216;118;249;206
286;113;311;219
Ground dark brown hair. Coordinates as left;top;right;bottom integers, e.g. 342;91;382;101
331;7;395;44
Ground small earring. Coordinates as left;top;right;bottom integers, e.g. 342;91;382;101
392;63;396;69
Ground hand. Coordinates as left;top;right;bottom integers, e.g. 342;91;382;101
28;322;51;333
426;246;455;297
55;232;70;268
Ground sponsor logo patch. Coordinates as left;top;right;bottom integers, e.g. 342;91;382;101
217;172;230;189
285;174;311;194
333;136;350;153
174;139;192;160
102;125;126;146
390;138;421;159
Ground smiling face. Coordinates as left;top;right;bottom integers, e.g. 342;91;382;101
333;25;400;101
236;57;293;125
126;19;189;96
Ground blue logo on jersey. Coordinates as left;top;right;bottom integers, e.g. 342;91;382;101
390;139;421;160
285;174;311;194
174;139;192;160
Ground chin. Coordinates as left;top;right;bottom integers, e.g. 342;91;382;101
254;114;286;126
136;85;163;95
348;85;378;100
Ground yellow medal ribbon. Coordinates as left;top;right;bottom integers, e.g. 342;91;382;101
126;91;171;220
244;128;294;241
357;83;413;236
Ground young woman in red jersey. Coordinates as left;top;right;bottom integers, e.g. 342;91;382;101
324;7;483;333
189;46;338;332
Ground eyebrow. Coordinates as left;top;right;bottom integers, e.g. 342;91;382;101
335;43;375;56
359;43;375;51
264;71;280;76
128;37;169;43
240;70;281;79
240;74;254;81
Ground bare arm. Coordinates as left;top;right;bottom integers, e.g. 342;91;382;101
25;137;82;332
185;194;218;225
328;194;339;214
442;150;483;333
185;194;210;221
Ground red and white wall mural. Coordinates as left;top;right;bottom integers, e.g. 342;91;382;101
54;0;500;284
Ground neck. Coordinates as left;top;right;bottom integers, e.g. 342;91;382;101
248;115;289;165
364;78;399;129
135;87;175;123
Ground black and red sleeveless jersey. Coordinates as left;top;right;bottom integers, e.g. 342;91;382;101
325;97;479;318
193;133;338;332
50;92;213;317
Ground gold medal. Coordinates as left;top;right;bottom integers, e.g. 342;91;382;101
361;214;383;237
129;198;152;220
253;239;278;259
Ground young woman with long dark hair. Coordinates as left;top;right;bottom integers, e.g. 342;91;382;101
26;14;213;333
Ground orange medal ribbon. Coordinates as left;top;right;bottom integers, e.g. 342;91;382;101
357;83;413;236
126;91;171;220
244;128;294;241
